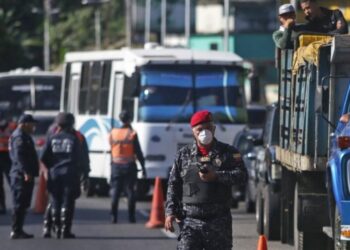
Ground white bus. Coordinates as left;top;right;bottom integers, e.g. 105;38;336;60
62;45;248;197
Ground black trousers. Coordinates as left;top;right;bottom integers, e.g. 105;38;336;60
110;162;137;219
0;152;11;206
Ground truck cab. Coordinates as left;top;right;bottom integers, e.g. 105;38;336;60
327;84;350;249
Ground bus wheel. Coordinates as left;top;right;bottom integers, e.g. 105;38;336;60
82;178;95;197
136;180;150;201
334;206;350;250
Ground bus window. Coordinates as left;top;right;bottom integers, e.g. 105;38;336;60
79;62;91;114
63;63;71;111
88;62;102;114
195;68;245;123
138;68;193;123
99;61;111;115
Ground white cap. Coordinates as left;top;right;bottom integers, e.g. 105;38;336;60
279;4;295;15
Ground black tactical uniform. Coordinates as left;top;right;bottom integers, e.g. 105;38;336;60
166;140;247;250
9;114;39;239
41;114;81;239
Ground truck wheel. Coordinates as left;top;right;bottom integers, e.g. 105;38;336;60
293;184;327;250
136;180;150;201
334;206;350;250
82;178;95;197
263;184;280;240
256;187;264;235
245;186;255;213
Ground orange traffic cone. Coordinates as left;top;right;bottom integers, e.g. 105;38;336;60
257;235;268;250
145;177;165;228
33;169;48;214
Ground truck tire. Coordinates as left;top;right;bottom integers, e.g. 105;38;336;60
263;184;280;240
293;184;327;250
334;206;350;250
245;185;255;213
256;187;264;235
136;179;150;201
82;177;95;197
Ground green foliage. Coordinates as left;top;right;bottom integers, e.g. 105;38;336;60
0;0;126;71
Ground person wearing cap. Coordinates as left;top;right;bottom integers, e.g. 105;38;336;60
41;112;90;238
165;110;247;249
8;114;39;239
0;112;16;214
109;110;146;224
300;0;348;35
273;3;298;49
40;112;82;238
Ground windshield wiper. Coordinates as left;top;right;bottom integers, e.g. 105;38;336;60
165;90;192;131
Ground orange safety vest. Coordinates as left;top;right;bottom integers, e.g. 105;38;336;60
0;122;16;152
110;128;136;164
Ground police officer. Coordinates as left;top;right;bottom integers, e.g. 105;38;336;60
109;110;146;223
0;113;16;214
9;114;39;239
165;110;247;249
41;112;82;239
41;112;90;238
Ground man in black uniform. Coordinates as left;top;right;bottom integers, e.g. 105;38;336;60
300;0;348;34
41;112;90;238
165;110;247;250
9;114;39;239
0;113;16;214
41;112;82;239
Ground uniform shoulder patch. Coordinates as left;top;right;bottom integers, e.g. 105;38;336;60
233;153;241;159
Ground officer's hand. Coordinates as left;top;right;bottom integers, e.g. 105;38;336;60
24;174;33;182
165;215;175;232
199;169;217;182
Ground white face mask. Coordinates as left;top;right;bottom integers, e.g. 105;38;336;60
198;129;213;145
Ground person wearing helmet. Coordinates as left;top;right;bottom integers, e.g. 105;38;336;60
109;110;146;223
41;112;82;239
41;112;90;238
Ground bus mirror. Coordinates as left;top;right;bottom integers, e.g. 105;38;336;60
131;72;140;97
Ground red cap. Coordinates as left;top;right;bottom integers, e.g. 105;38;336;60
190;110;213;127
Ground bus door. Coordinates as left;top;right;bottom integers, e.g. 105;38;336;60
66;62;82;113
110;72;124;129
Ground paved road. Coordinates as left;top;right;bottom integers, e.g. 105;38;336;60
0;181;293;250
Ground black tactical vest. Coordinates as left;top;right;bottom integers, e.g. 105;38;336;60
182;157;231;204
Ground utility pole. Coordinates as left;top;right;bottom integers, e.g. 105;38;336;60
224;0;229;52
125;0;132;47
145;0;151;43
161;0;166;46
94;6;101;49
43;0;50;71
82;0;110;50
185;0;190;48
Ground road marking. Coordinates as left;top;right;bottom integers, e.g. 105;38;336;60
138;209;149;218
139;209;177;239
161;229;177;239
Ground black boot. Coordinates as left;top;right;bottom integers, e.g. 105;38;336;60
111;204;118;224
10;211;33;239
51;208;61;239
61;208;75;239
42;204;52;238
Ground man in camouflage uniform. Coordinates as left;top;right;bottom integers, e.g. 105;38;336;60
165;110;247;250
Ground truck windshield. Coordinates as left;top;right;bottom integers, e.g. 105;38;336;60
138;65;246;124
0;76;61;119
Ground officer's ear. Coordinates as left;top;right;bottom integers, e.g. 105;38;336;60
211;124;216;134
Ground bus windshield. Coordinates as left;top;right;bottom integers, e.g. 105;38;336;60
0;76;61;119
138;65;246;124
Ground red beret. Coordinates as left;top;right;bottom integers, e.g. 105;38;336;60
190;110;213;127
